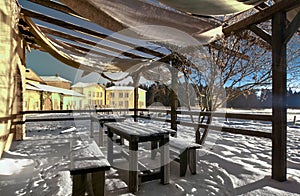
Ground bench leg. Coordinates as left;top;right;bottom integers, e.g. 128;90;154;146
188;149;197;175
179;150;188;177
72;174;87;196
91;171;105;196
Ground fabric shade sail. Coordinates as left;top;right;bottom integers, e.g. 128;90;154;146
157;0;265;15
60;0;223;45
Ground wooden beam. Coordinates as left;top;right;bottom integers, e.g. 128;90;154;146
37;25;147;59
21;8;166;58
26;0;84;19
208;42;250;60
284;10;300;44
248;25;272;45
223;0;300;36
272;11;287;182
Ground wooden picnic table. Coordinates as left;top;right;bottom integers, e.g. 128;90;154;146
105;121;175;193
90;114;126;146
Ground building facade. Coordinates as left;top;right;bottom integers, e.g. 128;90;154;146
71;82;105;109
25;69;84;110
105;86;146;109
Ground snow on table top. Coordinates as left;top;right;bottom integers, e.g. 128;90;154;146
105;121;175;138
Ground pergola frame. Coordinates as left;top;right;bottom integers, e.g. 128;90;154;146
221;0;300;181
18;0;300;182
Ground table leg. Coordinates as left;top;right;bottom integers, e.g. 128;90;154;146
129;141;138;193
90;119;94;138
151;141;158;159
99;123;104;146
107;129;114;164
159;137;170;185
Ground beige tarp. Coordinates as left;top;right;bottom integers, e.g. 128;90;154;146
157;0;264;15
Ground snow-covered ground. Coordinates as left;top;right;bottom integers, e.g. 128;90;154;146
0;109;300;195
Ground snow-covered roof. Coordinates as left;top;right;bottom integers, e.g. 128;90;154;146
26;83;41;91
106;86;146;91
27;82;84;97
71;82;101;88
40;76;71;83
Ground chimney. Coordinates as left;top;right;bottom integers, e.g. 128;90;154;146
56;73;59;77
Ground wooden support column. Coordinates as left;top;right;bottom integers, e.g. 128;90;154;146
170;66;179;135
133;74;140;122
272;10;287;182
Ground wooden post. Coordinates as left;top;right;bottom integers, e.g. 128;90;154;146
159;136;170;184
90;118;94;138
107;129;114;164
133;74;140;122
272;10;287;182
170;66;179;135
129;141;138;193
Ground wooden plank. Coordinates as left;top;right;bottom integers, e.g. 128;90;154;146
248;25;272;45
170;66;178;133
188;149;197;175
272;11;287;182
223;0;300;36
129;141;138;193
72;174;86;196
70;136;110;173
133;75;140;122
26;0;83;19
38;25;144;59
25;117;91;122
179;121;272;139
208;42;250;60
284;10;300;44
176;110;273;121
107;129;114;164
21;8;166;58
159;137;170;184
91;171;105;196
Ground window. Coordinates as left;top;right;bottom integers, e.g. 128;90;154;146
125;101;129;108
100;100;103;105
35;102;39;109
96;92;100;97
110;92;115;98
119;101;123;107
111;101;115;106
93;92;95;97
100;92;103;97
125;92;129;98
88;91;91;97
119;92;123;98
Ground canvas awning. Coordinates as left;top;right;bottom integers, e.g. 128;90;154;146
19;0;267;82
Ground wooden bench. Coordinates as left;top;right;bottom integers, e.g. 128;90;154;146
70;135;110;196
169;137;201;177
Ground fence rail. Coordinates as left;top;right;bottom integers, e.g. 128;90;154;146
21;108;273;139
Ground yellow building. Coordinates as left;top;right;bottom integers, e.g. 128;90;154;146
72;82;105;109
25;69;84;110
105;86;146;109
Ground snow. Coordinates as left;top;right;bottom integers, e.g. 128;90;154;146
0;109;300;195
